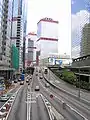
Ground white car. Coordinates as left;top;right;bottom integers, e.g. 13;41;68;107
29;76;32;79
26;79;29;83
45;83;50;88
35;86;40;91
0;95;9;102
20;81;24;85
39;76;43;79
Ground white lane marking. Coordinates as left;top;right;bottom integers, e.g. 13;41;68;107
47;71;90;104
38;79;89;120
5;86;22;120
41;95;54;120
67;104;88;120
25;101;36;103
27;75;34;120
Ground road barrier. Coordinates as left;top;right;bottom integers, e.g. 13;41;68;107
0;86;21;120
42;71;90;106
42;72;89;120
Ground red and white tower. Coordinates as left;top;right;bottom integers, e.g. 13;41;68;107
37;17;58;59
25;32;37;67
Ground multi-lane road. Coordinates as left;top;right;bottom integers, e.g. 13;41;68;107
1;67;90;120
7;71;52;120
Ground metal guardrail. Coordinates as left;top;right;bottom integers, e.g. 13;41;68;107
43;70;90;106
41;70;89;120
0;86;21;120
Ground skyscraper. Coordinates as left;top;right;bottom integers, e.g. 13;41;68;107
0;0;3;61
71;0;90;58
37;17;58;59
0;0;13;68
0;0;13;79
11;0;27;71
80;23;90;56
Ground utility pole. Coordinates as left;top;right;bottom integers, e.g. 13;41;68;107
78;68;80;99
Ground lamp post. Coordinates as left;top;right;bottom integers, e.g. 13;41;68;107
78;67;80;99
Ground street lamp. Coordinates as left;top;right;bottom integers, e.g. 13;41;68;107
78;67;80;99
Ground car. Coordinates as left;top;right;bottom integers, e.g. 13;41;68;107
0;94;9;102
35;86;40;91
28;83;30;85
14;80;18;83
20;81;24;85
45;83;50;88
36;73;38;76
29;76;32;79
39;70;41;73
39;76;43;79
26;79;29;83
18;79;21;82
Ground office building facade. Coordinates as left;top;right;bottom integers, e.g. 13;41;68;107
0;0;3;63
0;0;14;79
37;17;58;60
80;23;90;56
71;0;90;59
0;0;13;69
11;0;27;71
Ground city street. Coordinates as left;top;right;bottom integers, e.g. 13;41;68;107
7;74;51;120
35;71;90;120
7;85;27;120
43;68;90;102
1;69;89;120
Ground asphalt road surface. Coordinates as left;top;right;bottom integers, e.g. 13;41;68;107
44;68;90;102
7;85;27;120
6;68;90;120
31;94;50;120
33;69;90;120
7;75;51;120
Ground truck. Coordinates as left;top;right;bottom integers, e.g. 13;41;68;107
20;73;25;81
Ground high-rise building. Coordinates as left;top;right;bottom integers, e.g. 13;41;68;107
0;0;13;69
0;0;13;79
11;0;27;71
71;0;90;59
37;17;58;60
25;32;37;67
0;0;3;62
80;23;90;56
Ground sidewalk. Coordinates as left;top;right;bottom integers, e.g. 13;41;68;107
44;69;90;102
0;82;19;96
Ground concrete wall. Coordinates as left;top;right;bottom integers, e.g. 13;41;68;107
72;58;90;67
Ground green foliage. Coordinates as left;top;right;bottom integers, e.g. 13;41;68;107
51;68;90;91
61;70;76;84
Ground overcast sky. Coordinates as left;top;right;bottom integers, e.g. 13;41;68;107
27;0;71;56
26;0;90;57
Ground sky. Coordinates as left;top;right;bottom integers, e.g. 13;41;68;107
27;0;71;56
71;0;90;58
26;0;90;57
